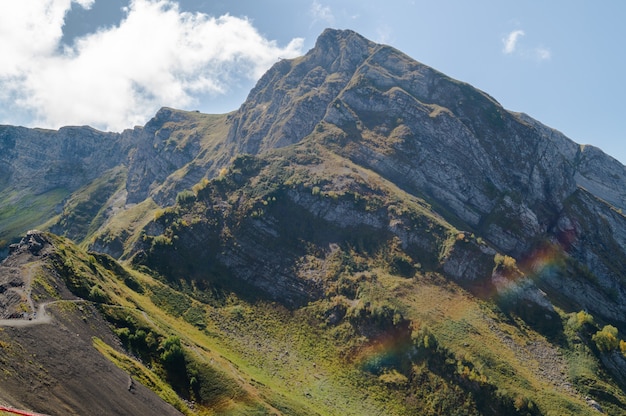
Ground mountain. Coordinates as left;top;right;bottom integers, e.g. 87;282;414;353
0;109;232;258
1;28;626;415
0;232;182;415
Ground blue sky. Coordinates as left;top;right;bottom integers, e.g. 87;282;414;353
1;1;624;164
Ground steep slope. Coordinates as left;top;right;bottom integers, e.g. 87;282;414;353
0;232;181;415
0;109;232;255
2;28;626;415
224;28;626;325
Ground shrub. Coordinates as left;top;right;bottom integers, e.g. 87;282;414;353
379;369;408;386
89;285;110;303
153;209;166;221
151;235;173;248
494;253;516;270
411;326;437;351
192;178;209;194
568;310;594;332
176;190;196;206
160;336;185;368
592;325;619;352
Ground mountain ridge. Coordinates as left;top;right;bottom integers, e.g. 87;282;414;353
1;28;626;415
216;29;626;323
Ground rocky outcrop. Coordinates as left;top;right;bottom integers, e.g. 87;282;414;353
8;230;50;256
227;29;377;154
0;108;232;247
546;189;626;322
220;29;626;323
0;125;124;193
125;107;224;204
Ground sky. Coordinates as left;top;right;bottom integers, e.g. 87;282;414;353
0;1;625;164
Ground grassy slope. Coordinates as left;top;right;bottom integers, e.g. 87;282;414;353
42;233;408;415
49;167;127;243
0;188;69;247
110;148;624;414
44;230;617;415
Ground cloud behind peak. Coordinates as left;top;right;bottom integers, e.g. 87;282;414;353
0;0;303;131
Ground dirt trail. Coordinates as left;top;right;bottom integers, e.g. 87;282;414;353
0;300;79;327
0;256;89;328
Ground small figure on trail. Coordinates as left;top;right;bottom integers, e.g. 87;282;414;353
127;375;135;393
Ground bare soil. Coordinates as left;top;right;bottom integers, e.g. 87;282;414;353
0;236;182;416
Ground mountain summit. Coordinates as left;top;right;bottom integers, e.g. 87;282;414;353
224;28;626;317
1;29;626;415
229;28;626;229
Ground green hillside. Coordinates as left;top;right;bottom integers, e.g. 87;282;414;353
2;29;626;415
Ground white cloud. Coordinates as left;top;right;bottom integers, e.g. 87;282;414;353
0;0;93;78
502;29;525;54
0;0;304;131
534;47;551;61
310;1;334;25
502;29;551;62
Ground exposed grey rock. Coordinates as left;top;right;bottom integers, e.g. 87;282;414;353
441;238;496;282
222;28;626;323
3;28;626;329
0;124;123;193
0;108;233;247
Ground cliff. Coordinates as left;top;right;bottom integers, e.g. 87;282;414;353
1;28;626;415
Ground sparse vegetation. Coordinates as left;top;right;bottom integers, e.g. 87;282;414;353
593;325;620;352
3;37;626;416
568;310;594;332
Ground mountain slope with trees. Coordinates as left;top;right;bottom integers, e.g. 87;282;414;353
1;29;626;415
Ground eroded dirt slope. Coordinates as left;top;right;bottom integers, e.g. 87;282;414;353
0;232;181;416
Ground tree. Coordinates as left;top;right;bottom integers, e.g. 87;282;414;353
568;310;594;331
592;325;619;352
160;335;184;367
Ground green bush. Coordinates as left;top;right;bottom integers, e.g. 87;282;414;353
89;285;110;303
593;325;619;352
176;190;196;206
186;358;247;406
567;310;594;332
160;336;185;374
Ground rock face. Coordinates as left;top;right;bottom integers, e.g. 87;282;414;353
0;108;232;247
2;29;626;325
0;125;123;193
220;29;626;323
228;29;580;235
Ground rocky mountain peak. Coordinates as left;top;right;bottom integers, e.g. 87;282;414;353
216;30;626;323
224;29;581;247
311;28;375;71
225;29;379;154
2;28;626;415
